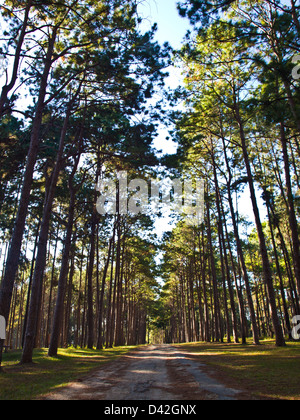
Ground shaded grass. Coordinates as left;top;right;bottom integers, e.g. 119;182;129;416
176;339;300;400
0;346;139;400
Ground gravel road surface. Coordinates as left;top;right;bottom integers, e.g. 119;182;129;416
44;345;242;400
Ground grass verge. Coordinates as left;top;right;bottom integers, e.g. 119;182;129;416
0;346;138;400
175;339;300;400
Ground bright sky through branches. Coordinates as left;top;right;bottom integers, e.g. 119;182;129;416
136;1;193;238
137;0;192;157
138;0;191;49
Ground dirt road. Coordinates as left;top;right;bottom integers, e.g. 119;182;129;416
44;345;242;400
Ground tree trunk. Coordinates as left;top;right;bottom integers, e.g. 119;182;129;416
218;189;240;344
48;152;81;356
106;223;116;348
234;101;285;347
115;228;126;347
280;122;300;306
21;106;72;364
45;229;59;348
207;200;222;342
0;28;57;367
221;131;260;344
86;214;96;349
97;234;114;349
212;161;232;343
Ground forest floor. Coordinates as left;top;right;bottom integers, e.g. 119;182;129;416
1;341;299;400
177;340;300;400
0;346;139;400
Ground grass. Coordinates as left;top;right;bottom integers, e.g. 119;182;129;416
176;339;300;400
0;346;139;400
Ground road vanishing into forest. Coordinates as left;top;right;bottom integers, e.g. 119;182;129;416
44;345;243;401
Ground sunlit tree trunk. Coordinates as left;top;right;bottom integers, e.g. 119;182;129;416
234;98;285;347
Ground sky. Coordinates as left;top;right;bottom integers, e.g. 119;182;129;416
138;0;191;50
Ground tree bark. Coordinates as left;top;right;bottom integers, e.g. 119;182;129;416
218;188;240;344
207;200;222;342
48;151;81;357
86;213;96;349
0;28;57;367
221;129;260;344
106;222;116;348
21;105;72;364
234;100;285;347
97;234;114;349
280;122;300;307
